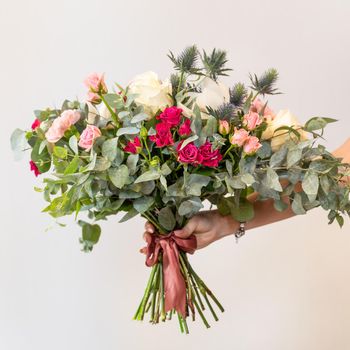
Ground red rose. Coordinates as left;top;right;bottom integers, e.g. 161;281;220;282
178;119;192;136
29;160;40;177
177;141;202;165
157;106;182;127
198;141;222;167
124;136;142;154
31;118;41;130
149;122;174;147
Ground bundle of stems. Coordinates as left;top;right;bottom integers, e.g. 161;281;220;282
133;215;225;334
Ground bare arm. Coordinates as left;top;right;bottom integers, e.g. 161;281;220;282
144;138;350;249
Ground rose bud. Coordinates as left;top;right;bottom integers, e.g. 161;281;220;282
218;120;230;135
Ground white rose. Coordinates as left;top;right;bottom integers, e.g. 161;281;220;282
128;71;172;117
193;77;230;118
262;109;308;151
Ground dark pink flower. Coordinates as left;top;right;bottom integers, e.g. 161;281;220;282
157;106;182;127
198;141;222;167
149;122;174;147
29;160;40;177
177;141;202;165
178;119;192;136
124;136;142;154
31;118;41;130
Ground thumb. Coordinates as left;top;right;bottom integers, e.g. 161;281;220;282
174;217;198;238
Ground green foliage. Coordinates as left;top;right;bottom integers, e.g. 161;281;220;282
229;83;248;107
79;221;101;252
201;48;232;81
249;68;280;96
168;45;200;74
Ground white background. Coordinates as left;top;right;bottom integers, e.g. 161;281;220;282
1;0;350;349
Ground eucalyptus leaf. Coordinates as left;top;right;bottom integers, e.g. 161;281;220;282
116;127;140;136
135;169;160;183
69;135;78;155
131;113;149;123
158;207;176;231
108;165;129;189
133;197;154;213
302;170;319;202
102;137;119;162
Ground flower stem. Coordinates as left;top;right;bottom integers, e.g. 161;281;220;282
99;94;120;128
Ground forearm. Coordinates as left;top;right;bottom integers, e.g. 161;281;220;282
219;138;350;238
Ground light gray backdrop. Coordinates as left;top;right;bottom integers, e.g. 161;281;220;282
1;0;350;349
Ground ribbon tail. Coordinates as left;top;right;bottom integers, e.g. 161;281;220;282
161;240;187;318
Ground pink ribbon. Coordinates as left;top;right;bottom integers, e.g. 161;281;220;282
141;232;197;318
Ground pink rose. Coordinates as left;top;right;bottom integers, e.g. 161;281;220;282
198;141;222;167
178;119;192;136
243;136;262;155
157;106;182;127
86;91;101;104
230;128;249;147
31;118;41;130
177;141;201;165
84;73;107;93
78;125;101;151
243;111;262;131
45;110;81;143
124;136;142;154
29;160;40;177
149;122;174;147
218;120;230;135
251;98;276;122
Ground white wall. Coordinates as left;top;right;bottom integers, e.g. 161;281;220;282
1;0;350;349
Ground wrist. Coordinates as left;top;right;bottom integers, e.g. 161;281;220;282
213;210;240;239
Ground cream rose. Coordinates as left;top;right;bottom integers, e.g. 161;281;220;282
262;109;308;152
193;77;230;117
128;71;172;117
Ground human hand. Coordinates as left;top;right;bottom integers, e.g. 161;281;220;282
143;210;238;250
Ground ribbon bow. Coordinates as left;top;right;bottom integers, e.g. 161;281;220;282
141;231;197;318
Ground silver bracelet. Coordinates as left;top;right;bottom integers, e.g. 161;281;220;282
234;222;246;243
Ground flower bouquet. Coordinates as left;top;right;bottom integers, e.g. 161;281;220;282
11;45;350;333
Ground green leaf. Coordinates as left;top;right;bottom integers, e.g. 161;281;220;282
53;146;68;159
31;139;51;173
263;168;283;192
178;198;203;216
304;117;337;132
287;147;302;168
119;208;139;223
102;93;123;109
158;207;176;231
64;155;80;175
69;135;78;155
108;165;129;189
257;141;272;159
202;115;217;137
102;137;119;162
185;174;211;196
274;199;289;212
10;128;28;160
116;127;140;136
191;104;202;135
133;197;154;213
302;170;319;202
240;173;255;186
179;135;198;150
126;154;139;175
291;193;306;215
78;221;101;252
270;145;288;168
131;113;149;123
135;169;160;183
94;157;111;171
